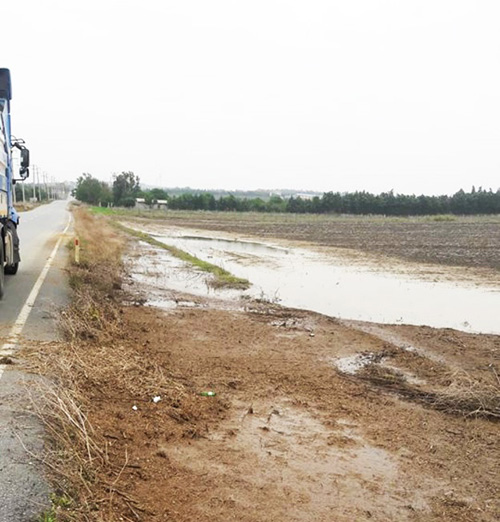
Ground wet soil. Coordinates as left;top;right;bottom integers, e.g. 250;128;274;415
37;210;499;521
86;300;499;521
148;212;500;271
77;235;500;521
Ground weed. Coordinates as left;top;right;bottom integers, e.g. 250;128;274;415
60;207;124;342
37;493;72;522
38;511;56;522
255;289;282;304
50;493;72;508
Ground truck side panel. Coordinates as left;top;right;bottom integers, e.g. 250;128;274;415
0;101;8;218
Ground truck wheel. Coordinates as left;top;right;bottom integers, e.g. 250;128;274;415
0;241;4;299
4;262;18;275
5;222;19;275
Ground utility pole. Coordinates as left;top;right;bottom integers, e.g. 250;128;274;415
32;163;36;201
43;171;48;201
36;166;42;202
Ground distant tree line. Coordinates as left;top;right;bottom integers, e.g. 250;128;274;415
162;187;316;200
74;174;500;215
162;187;500;215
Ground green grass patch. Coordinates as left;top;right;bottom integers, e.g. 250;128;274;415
37;493;72;522
38;511;56;522
89;206;122;216
115;222;250;290
90;206;169;219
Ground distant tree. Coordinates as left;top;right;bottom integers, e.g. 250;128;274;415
150;188;169;201
267;195;287;212
15;183;47;202
75;173;112;206
217;194;238;211
249;197;267;212
200;192;216;210
100;183;113;206
112;171;141;207
286;196;303;213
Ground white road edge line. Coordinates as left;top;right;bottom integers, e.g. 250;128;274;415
0;215;72;378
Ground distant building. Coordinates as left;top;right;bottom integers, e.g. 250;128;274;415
135;198;148;209
135;198;169;210
293;193;317;201
155;199;168;209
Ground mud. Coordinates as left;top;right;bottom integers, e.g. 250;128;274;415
33;209;500;521
170;398;427;521
86;298;499;521
79;235;500;521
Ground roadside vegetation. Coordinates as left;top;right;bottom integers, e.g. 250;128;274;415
29;207;126;520
26;207;245;520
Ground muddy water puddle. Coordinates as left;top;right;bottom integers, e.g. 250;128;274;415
128;226;500;334
170;399;429;520
333;353;426;385
124;242;243;310
334;353;382;375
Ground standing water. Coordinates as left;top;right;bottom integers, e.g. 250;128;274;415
145;230;500;335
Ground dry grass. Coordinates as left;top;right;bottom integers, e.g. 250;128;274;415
21;207;128;520
26;340;194;521
24;206;222;520
22;207;144;520
61;206;124;343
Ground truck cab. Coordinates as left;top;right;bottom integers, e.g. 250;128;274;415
0;68;29;298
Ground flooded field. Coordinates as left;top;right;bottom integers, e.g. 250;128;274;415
63;210;499;522
153;212;500;271
125;224;500;335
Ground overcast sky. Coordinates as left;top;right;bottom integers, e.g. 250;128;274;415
4;0;500;194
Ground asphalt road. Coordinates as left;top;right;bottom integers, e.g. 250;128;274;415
0;199;71;521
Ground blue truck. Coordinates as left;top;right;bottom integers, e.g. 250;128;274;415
0;68;30;299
